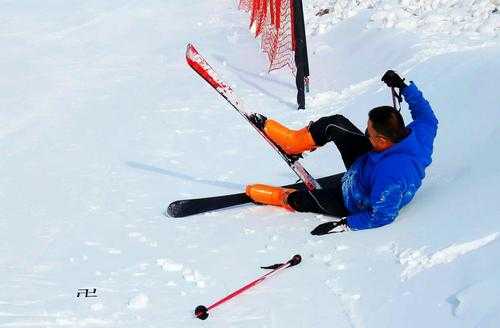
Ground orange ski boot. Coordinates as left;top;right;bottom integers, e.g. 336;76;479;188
245;184;296;211
263;119;316;155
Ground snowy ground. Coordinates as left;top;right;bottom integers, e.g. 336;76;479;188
1;0;499;327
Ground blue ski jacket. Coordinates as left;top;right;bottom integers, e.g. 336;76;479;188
342;82;438;230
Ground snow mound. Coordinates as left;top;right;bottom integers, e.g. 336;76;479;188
399;233;499;280
127;294;149;310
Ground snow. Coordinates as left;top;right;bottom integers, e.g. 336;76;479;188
399;232;499;281
1;0;499;327
127;293;149;310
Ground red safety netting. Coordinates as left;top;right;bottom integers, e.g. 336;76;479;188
238;0;296;73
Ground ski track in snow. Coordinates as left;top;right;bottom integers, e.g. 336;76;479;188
44;1;140;41
320;246;361;328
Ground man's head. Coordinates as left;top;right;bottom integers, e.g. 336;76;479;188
366;106;408;151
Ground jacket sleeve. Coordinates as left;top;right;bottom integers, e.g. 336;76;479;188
403;82;438;150
346;173;404;231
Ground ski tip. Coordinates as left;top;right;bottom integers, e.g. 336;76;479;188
194;305;209;320
186;43;197;59
165;202;182;218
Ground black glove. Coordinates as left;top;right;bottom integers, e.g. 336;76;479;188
381;70;407;89
248;113;267;130
310;218;349;235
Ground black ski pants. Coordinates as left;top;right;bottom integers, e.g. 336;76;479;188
287;115;372;217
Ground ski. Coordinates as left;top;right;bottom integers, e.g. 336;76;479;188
167;193;250;218
166;174;343;218
185;43;321;192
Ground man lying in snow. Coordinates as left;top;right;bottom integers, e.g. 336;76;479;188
245;70;438;235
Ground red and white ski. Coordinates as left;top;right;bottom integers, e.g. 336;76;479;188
186;43;321;191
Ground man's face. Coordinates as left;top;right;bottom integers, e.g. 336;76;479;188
366;119;394;152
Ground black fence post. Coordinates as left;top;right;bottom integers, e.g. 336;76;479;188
293;0;309;110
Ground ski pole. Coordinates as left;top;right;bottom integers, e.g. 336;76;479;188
391;86;402;112
194;254;302;320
